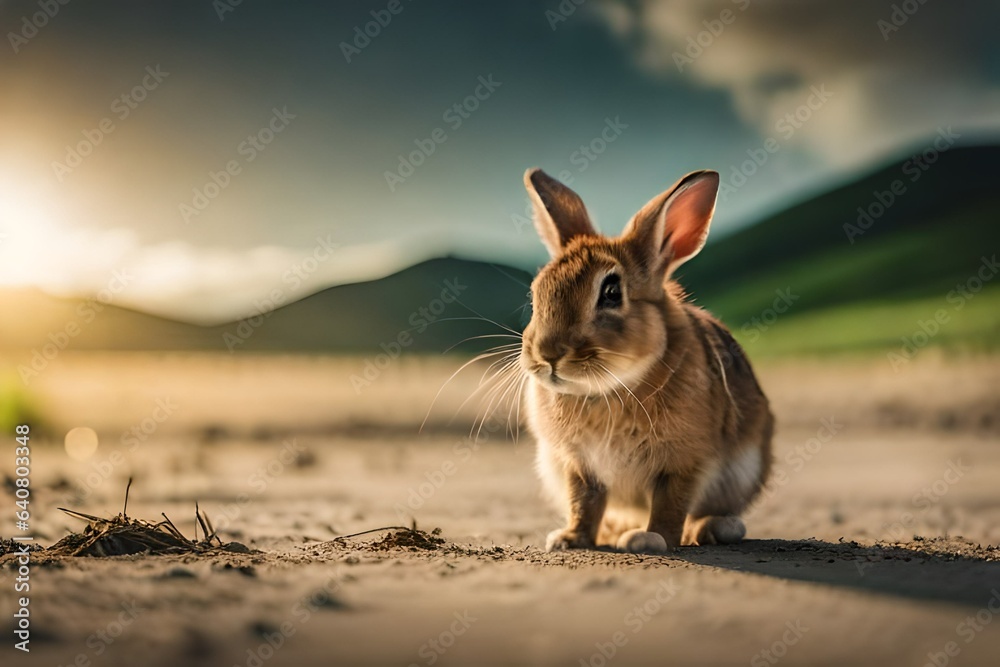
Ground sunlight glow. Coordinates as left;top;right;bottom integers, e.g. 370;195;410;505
65;426;99;461
0;163;433;323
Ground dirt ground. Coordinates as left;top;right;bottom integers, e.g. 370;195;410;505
1;352;999;666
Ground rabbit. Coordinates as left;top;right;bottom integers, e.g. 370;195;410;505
519;168;774;554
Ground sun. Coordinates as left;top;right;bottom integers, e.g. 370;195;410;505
0;165;60;287
0;164;101;292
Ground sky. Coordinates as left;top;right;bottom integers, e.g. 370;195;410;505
1;0;998;323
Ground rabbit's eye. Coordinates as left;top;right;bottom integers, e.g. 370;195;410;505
598;274;623;309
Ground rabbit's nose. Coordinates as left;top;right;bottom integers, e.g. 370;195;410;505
541;351;563;368
537;338;570;368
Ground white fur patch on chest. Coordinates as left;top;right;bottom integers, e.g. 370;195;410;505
570;425;660;499
581;442;653;492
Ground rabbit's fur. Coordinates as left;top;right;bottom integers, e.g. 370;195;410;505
520;168;773;553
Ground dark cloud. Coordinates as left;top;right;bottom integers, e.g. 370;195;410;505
595;0;1000;164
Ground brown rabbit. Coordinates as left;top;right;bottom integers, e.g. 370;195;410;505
520;168;774;553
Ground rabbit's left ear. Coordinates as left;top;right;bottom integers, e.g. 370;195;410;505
524;168;597;258
624;170;719;277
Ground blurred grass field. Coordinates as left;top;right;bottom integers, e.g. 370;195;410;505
733;284;1000;357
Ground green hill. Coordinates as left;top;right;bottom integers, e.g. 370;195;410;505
210;257;532;353
679;145;1000;355
0;258;532;354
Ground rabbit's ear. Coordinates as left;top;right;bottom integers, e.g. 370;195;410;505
624;170;719;277
524;168;597;258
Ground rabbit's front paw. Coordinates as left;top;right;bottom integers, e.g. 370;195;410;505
617;529;668;554
545;528;595;552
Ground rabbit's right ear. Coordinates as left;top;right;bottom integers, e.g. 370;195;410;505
623;170;719;278
524;168;597;258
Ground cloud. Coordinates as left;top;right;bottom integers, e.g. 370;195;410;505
593;0;1000;166
0;186;534;325
0;210;420;325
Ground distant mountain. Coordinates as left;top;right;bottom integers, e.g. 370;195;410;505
207;257;533;353
3;145;997;356
0;258;532;354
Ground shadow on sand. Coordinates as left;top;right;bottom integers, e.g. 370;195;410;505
675;536;1000;608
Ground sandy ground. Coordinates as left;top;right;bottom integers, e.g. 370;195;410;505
1;352;999;666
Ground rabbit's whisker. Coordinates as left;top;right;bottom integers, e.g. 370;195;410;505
598;380;616;443
478;346;525;386
467;355;521;420
497;369;527;441
443;334;523;354
450;301;525;339
473;362;522;442
596;362;656;434
420;347;520;433
458;354;522;420
512;374;528;444
470;355;522;430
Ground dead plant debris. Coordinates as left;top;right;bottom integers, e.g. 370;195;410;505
47;478;247;558
333;523;446;552
0;537;43;557
370;527;445;551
